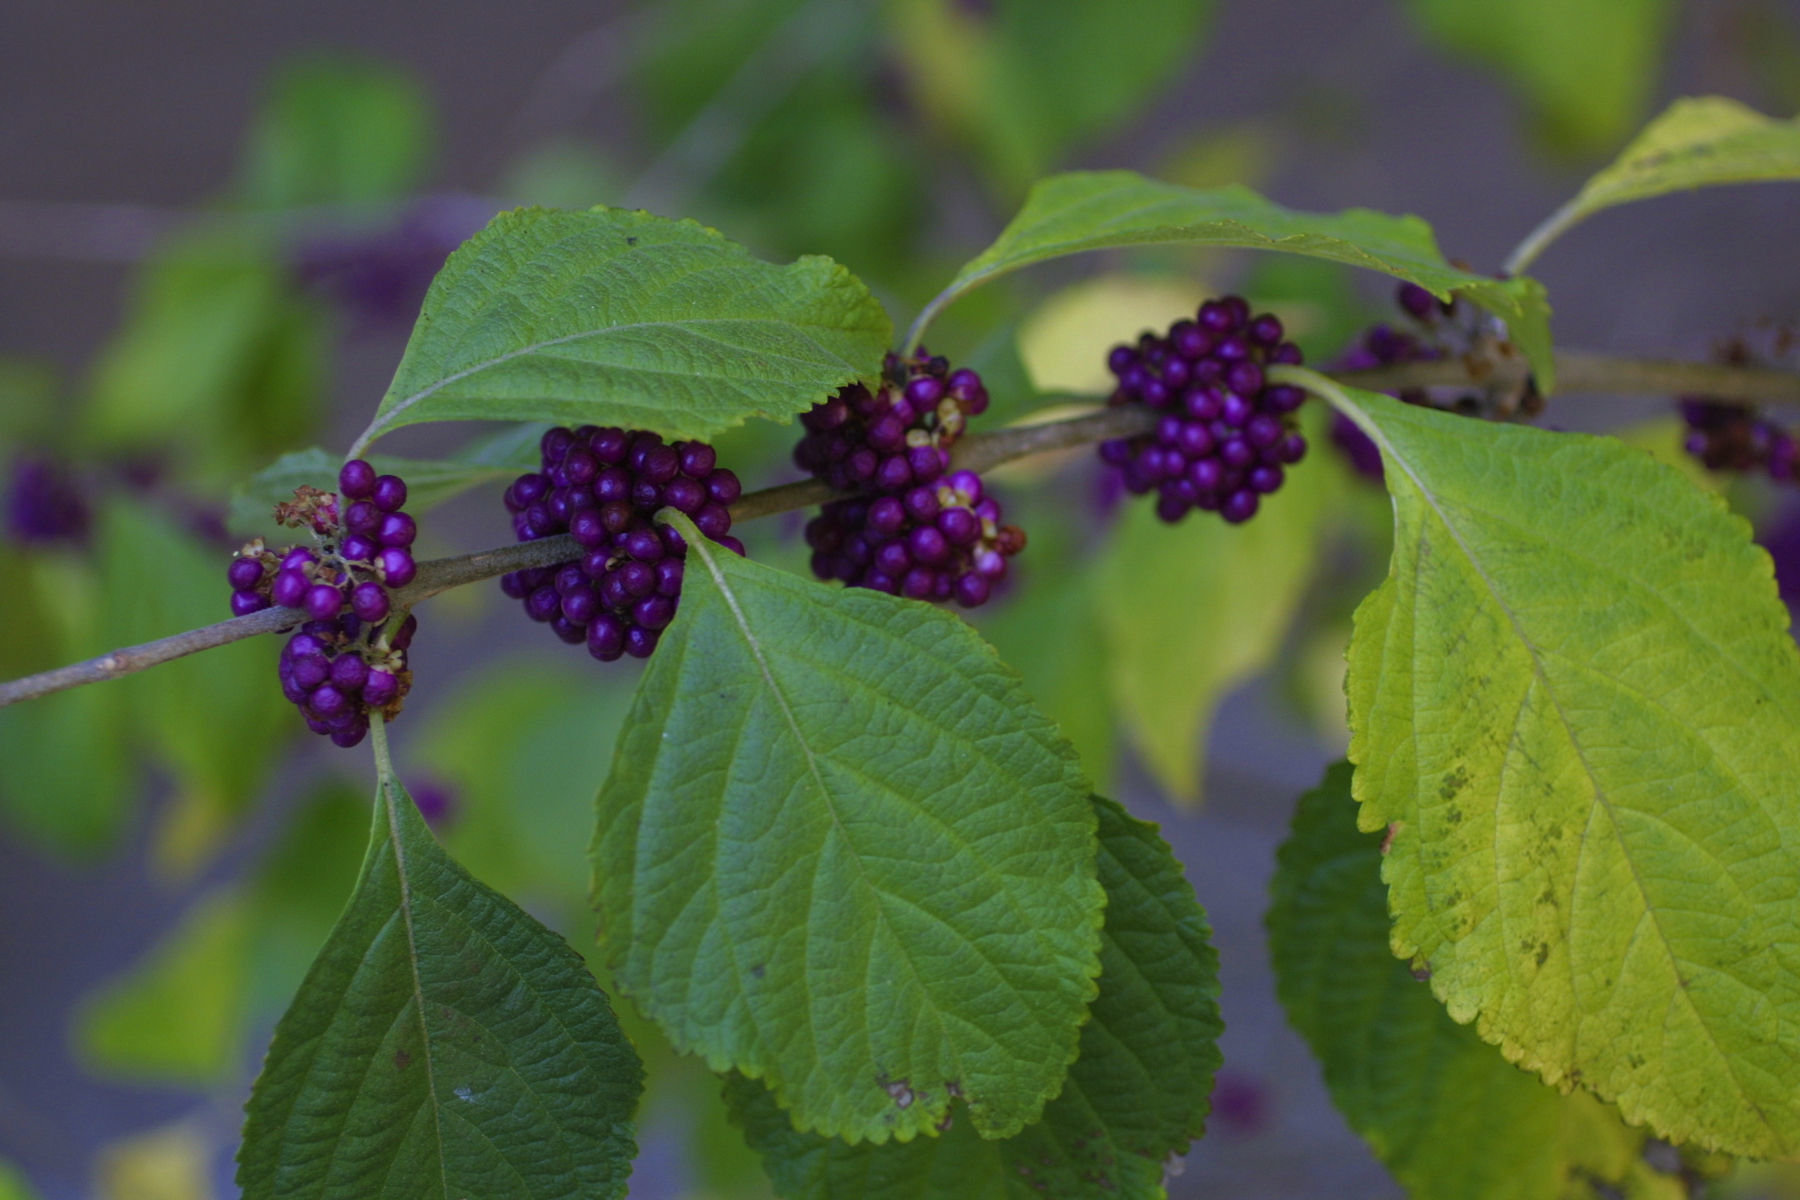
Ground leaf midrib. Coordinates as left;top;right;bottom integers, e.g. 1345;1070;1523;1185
382;778;453;1200
682;533;968;1114
375;314;860;435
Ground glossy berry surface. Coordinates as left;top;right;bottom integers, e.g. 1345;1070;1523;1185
795;351;1022;607
500;426;739;662
1097;296;1308;525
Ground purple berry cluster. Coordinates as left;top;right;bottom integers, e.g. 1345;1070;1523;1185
226;460;419;622
226;459;421;747
500;426;742;662
278;612;416;747
1680;401;1798;480
797;351;1025;607
1096;296;1308;525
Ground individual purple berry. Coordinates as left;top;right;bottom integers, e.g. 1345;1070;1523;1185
231;590;270;616
623;625;659;659
362;668;400;708
350;580;390;624
329;654;370;693
304;583;344;620
375;547;416;588
338;459;378;500
343;500;380;535
1396;282;1438;322
227;557;265;592
376;511;416;548
587;614;626;661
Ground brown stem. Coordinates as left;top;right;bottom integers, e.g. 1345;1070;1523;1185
4;349;1798;709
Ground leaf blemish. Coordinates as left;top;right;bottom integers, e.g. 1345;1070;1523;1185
394;1050;412;1070
881;1076;914;1109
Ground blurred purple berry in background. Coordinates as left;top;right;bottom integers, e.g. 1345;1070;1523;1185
1759;502;1800;616
5;456;91;546
1209;1069;1272;1139
289;195;490;327
408;778;458;829
1329;413;1384;482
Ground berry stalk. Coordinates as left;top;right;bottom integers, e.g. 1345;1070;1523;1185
4;348;1796;709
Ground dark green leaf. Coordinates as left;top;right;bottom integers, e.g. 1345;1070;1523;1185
917;172;1553;389
727;795;1222;1200
239;763;643;1199
1270;762;1685;1200
593;519;1102;1142
1326;377;1800;1157
354;208;891;451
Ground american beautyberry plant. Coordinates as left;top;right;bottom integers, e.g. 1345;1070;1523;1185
6;95;1800;1200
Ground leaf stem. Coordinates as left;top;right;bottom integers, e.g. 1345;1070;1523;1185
370;709;396;784
4;349;1798;710
1502;195;1588;278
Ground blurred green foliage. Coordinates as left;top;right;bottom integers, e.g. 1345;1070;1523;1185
1400;0;1675;155
238;56;435;209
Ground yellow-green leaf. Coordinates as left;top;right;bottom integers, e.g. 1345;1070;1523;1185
1330;379;1800;1158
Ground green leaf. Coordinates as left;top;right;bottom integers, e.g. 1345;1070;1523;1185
76;892;252;1086
240;55;435;207
355;208;892;452
0;1162;36;1200
1096;441;1330;803
98;502;288;874
0;548;132;857
1270;762;1686;1200
895;0;1214;195
75;781;377;1088
1400;0;1672;156
239;757;643;1199
592;520;1102;1142
228;430;540;537
416;658;636;903
1510;97;1800;273
727;794;1221;1200
1330;379;1800;1158
979;566;1115;792
84;230;326;475
918;172;1554;390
